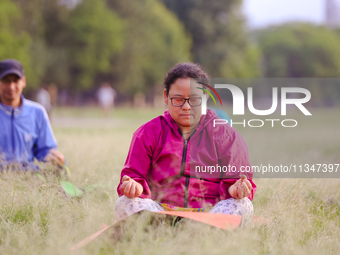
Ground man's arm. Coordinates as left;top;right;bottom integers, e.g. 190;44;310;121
33;108;64;165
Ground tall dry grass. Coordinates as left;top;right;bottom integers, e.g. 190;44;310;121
0;107;339;255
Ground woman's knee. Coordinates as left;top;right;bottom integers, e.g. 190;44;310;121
231;197;254;215
115;196;163;216
220;198;254;228
244;198;254;213
115;195;131;208
210;197;253;216
114;196;142;221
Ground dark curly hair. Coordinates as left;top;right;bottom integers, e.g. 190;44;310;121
164;62;209;95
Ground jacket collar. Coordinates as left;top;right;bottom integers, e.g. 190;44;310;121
0;95;24;116
162;109;219;138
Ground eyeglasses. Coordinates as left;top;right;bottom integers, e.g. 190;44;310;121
169;96;202;107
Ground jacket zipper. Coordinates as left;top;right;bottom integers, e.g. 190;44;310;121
180;140;188;175
184;176;190;207
11;109;15;161
181;140;189;207
180;129;196;208
178;129;197;208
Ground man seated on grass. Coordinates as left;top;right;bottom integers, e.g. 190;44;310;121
0;59;64;170
115;62;256;227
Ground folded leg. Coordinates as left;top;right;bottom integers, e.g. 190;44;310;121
209;198;254;227
114;195;165;222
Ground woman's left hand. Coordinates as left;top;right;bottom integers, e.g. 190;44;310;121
228;175;252;199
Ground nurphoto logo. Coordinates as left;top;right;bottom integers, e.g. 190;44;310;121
199;83;312;128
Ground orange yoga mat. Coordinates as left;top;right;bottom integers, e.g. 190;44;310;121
70;210;268;251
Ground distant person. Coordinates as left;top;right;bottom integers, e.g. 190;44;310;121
36;84;52;118
47;83;58;107
97;82;116;115
59;89;69;106
0;59;64;170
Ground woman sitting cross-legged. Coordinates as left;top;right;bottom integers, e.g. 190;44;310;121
115;62;256;227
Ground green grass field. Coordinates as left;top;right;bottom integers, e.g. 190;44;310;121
0;106;339;255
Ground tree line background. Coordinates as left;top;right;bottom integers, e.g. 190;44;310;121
1;0;340;106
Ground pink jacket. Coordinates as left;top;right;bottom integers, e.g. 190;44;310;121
117;109;256;208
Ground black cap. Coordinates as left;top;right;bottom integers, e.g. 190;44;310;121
0;59;25;80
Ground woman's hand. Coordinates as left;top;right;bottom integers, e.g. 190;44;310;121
228;175;252;199
120;175;143;198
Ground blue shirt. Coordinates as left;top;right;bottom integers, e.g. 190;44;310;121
0;95;57;169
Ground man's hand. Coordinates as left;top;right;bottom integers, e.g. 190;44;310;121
228;175;252;199
120;175;143;198
45;149;65;166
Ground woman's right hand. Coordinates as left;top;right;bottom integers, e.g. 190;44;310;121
228;175;252;199
120;175;143;198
